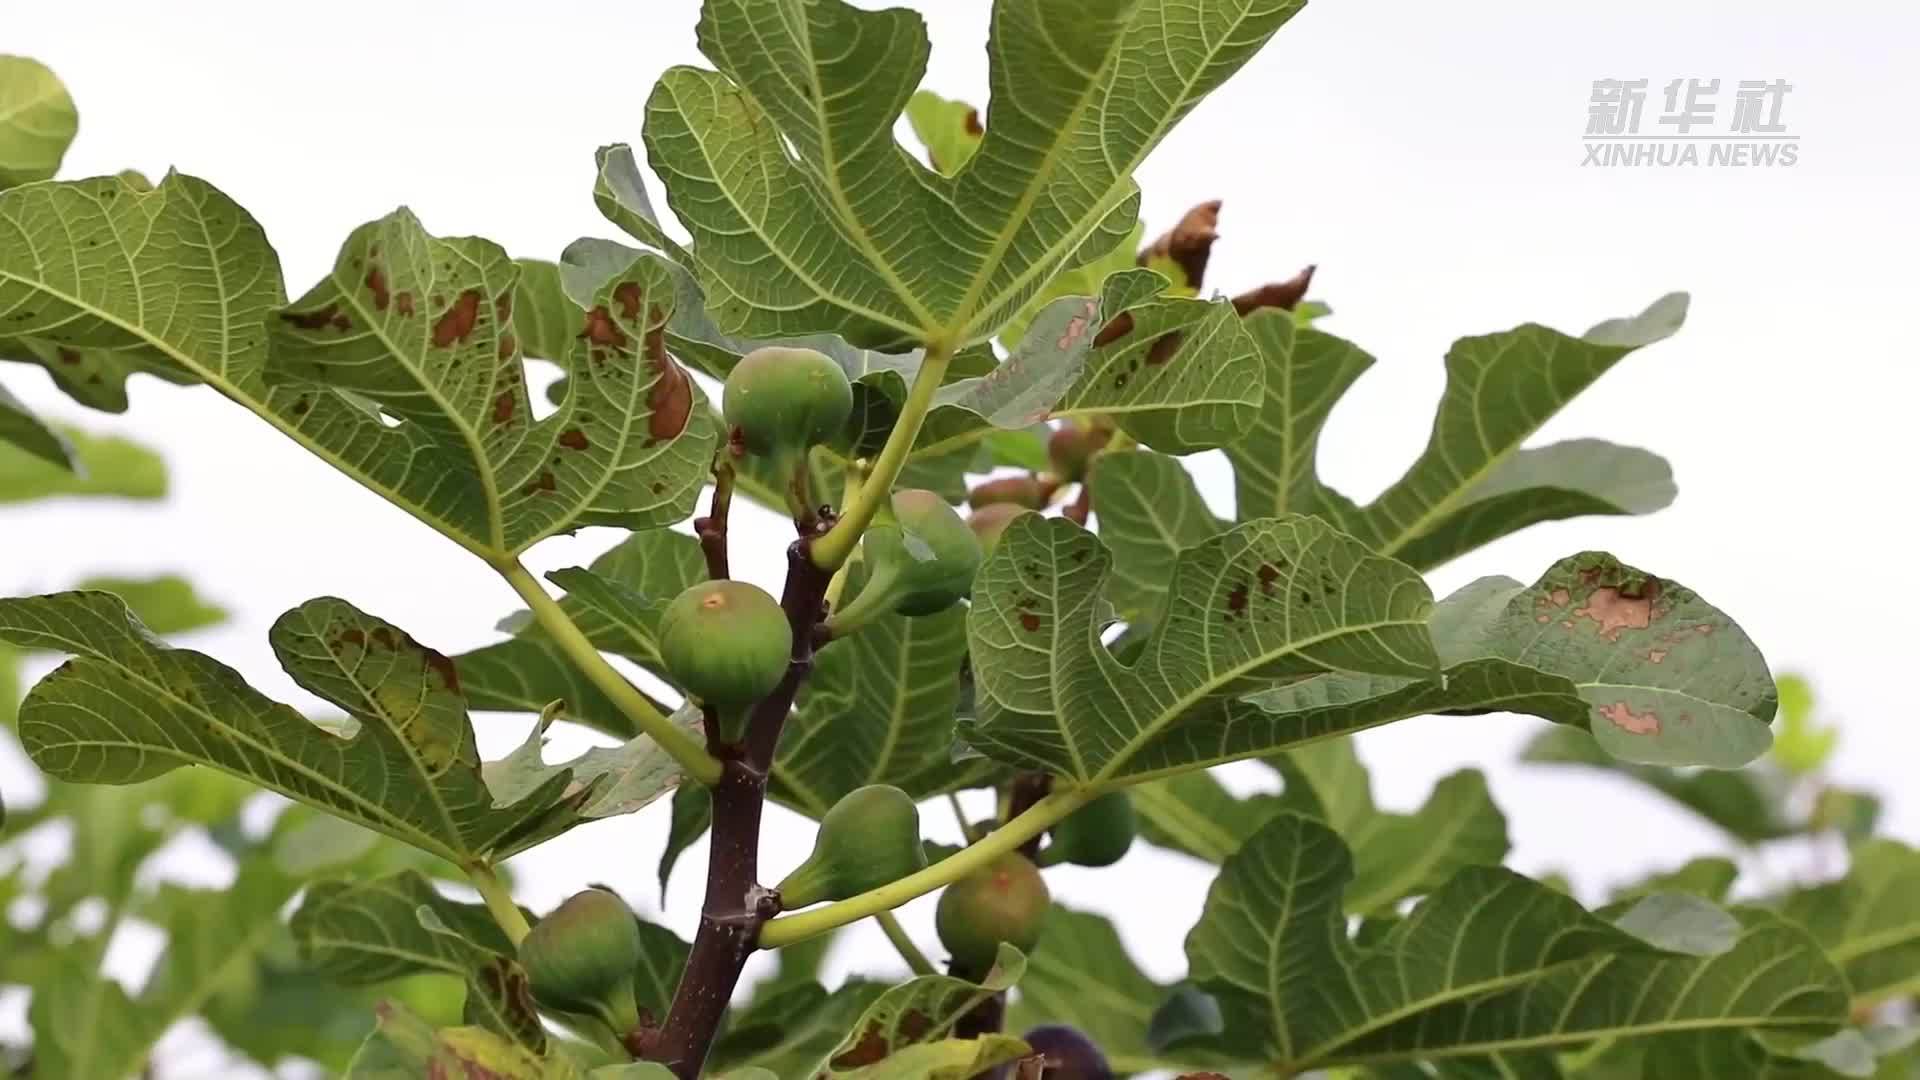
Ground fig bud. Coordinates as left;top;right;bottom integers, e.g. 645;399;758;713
935;851;1050;976
967;503;1033;556
658;580;792;709
967;475;1045;510
775;785;928;909
519;888;643;1033
828;490;984;635
722;346;853;458
1038;791;1135;869
1021;1025;1115;1080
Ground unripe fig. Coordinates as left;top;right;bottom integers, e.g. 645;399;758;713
519;888;643;1033
722;346;853;457
1021;1025;1115;1080
828;490;983;636
935;851;1050;976
967;503;1032;556
967;475;1045;510
1038;791;1135;869
776;785;928;909
657;580;792;709
1046;426;1110;484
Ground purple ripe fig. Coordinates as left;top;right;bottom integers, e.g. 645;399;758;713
1021;1024;1115;1079
967;475;1046;510
967;503;1033;556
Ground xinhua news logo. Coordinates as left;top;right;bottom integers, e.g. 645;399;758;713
1584;78;1798;167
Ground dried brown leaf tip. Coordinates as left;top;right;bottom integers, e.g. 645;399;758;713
1138;199;1223;289
1232;264;1317;316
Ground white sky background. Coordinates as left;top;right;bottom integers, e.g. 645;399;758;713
5;0;1920;1072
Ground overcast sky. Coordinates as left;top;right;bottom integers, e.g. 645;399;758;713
5;0;1919;1071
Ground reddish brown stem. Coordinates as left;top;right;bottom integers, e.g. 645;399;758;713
695;459;734;580
646;535;835;1078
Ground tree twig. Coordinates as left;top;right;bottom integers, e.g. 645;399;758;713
694;457;734;580
645;537;835;1077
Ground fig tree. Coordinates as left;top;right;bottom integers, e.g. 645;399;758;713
775;784;927;909
826;489;983;635
519;887;643;1034
935;850;1050;976
722;345;854;458
1038;791;1135;868
1021;1025;1115;1080
657;580;792;713
967;503;1032;556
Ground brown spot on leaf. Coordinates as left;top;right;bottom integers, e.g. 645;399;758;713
644;320;693;443
963;109;983;136
1019;611;1042;632
57;347;81;365
495;291;512;323
1257;563;1280;595
900;1009;933;1042
339;628;366;648
395;291;416;316
1226;584;1249;616
831;1026;892;1069
524;470;557;496
492;390;516;425
421;647;462;694
431;289;483;348
1093;310;1134;349
1646;648;1669;664
1548;587;1571;607
1573;580;1662;641
558;428;589;451
1231;265;1317;315
580;305;628;349
370;627;397;649
498;333;517;361
330;312;351;332
1054;299;1098;351
364;265;390;310
1138;199;1222;288
1536;614;1551;623
613;280;643;320
280;303;341;331
1145;331;1183;365
1598;701;1660;735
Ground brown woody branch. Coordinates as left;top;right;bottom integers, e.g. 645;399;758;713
646;532;836;1078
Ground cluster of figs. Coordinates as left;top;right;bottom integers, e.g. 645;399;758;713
517;346;1134;1075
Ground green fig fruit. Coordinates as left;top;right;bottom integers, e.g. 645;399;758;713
829;490;982;637
967;503;1033;556
775;784;928;909
966;475;1045;510
1038;791;1135;868
519;888;644;1033
935;851;1050;976
722;346;853;458
658;580;792;710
